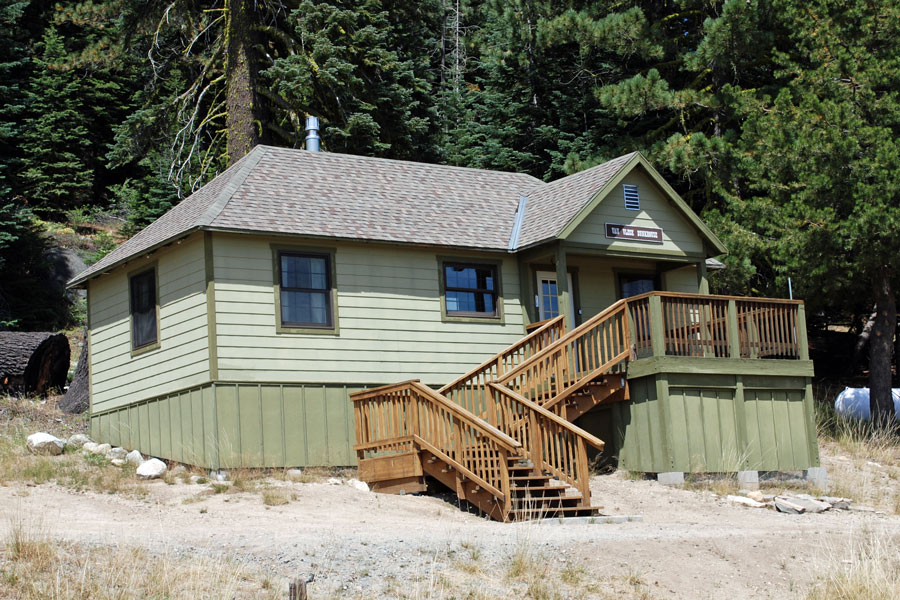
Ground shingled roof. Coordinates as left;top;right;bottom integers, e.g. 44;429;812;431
69;146;693;287
517;153;637;248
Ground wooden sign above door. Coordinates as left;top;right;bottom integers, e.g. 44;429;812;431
605;223;663;244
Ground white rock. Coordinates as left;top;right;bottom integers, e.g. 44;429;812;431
286;468;304;481
125;450;143;466
67;434;91;449
726;495;767;508
347;478;369;492
171;465;187;475
26;432;65;456
774;496;806;514
136;458;167;480
746;490;776;503
82;442;100;454
789;495;831;513
108;447;128;461
189;475;208;485
327;477;341;485
95;443;112;456
819;496;851;510
209;470;229;482
110;459;126;467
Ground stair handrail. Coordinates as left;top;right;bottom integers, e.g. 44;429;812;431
351;380;520;503
439;315;566;418
488;382;602;502
493;299;631;413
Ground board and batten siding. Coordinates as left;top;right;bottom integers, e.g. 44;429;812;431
578;373;819;473
566;170;705;257
88;234;211;413
212;234;527;386
90;382;365;468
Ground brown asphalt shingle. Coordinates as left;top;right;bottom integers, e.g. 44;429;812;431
69;146;640;286
516;153;637;248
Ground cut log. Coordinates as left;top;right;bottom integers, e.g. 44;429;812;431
59;329;89;413
0;332;70;396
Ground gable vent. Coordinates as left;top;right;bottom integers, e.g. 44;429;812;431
623;184;640;210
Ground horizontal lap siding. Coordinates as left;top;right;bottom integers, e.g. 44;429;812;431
89;234;211;412
567;171;704;256
566;256;700;321
213;235;526;385
663;266;700;294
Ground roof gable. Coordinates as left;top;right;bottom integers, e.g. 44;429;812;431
518;152;725;255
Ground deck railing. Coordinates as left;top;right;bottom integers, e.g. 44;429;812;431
352;380;520;500
625;292;807;361
439;315;566;420
494;300;631;414
488;383;604;502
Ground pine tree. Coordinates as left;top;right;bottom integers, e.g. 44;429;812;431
19;27;94;214
738;0;900;425
265;0;442;160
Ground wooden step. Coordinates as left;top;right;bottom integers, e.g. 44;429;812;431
509;505;603;520
510;485;577;495
509;475;552;483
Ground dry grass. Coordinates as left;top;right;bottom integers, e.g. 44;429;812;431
261;488;289;506
0;395;150;497
0;514;281;599
805;529;900;600
817;404;900;511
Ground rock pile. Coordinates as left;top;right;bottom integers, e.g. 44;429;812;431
725;490;853;514
25;430;169;480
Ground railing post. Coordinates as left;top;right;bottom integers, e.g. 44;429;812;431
797;303;809;360
499;447;512;520
726;299;741;359
528;409;542;468
649;295;666;357
485;383;497;428
576;439;590;504
624;301;636;360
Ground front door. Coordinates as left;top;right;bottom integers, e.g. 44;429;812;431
535;271;576;325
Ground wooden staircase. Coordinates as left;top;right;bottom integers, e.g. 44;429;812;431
351;304;634;521
352;291;810;520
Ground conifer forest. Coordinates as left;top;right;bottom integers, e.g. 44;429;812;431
1;1;898;408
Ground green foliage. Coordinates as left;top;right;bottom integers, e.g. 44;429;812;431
266;0;442;160
737;0;900;314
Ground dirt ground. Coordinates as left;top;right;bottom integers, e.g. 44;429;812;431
2;463;898;600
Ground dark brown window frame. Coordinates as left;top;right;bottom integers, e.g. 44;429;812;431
442;261;501;319
277;250;335;330
128;265;160;354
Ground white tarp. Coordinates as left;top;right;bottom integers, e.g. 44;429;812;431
834;387;900;420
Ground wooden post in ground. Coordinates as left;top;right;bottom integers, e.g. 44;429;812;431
289;578;308;600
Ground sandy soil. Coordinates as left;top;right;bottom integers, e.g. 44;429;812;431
2;469;897;599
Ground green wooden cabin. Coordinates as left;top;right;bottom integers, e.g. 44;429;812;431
68;146;817;474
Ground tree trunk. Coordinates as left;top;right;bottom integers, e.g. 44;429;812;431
853;308;877;368
894;317;900;388
59;329;89;414
869;270;896;427
225;0;263;165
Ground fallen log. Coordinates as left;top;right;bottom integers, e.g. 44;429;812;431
0;332;70;396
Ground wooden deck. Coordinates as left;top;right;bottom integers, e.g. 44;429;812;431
351;292;810;521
